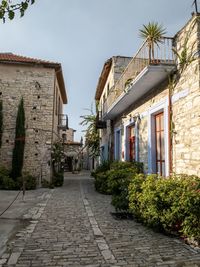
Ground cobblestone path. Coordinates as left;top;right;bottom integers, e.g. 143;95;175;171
1;172;200;267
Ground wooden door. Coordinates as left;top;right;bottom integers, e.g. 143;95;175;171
129;126;135;161
155;112;165;176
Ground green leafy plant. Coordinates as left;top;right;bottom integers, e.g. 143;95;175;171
0;166;15;190
91;161;111;194
11;98;25;180
108;162;143;212
128;173;145;218
52;171;64;187
139;22;166;62
124;78;133;91
0;0;35;22
80;107;100;157
51;141;64;173
172;16;199;73
110;161;143;173
17;173;37;190
94;172;111;195
128;173;200;242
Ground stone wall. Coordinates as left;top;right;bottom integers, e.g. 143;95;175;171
172;14;200;176
0;63;62;181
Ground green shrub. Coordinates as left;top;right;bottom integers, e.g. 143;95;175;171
108;162;143;212
94;172;111;194
0;166;15;190
128;173;200;242
17;173;37;190
0;175;16;190
110;161;143;173
0;166;10;177
129;173;145;218
41;179;50;188
53;171;64;187
177;175;200;240
91;160;111;178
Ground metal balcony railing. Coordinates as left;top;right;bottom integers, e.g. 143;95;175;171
58;114;69;131
103;37;175;116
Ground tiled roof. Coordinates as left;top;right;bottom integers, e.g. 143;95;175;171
0;53;60;66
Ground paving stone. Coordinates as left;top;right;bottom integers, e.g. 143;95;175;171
0;172;200;266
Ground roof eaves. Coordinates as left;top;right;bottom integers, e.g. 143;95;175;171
95;58;112;101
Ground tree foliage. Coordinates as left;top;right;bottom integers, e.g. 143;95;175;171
139;22;166;62
0;0;35;22
0;100;3;148
11;98;25;180
51;140;64;173
80;108;100;157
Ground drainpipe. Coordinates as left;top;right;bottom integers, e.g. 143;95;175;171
50;71;57;182
168;87;172;176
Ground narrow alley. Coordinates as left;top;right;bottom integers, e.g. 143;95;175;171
1;172;200;267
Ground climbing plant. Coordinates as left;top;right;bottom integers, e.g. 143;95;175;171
11;97;25;180
0;100;3;148
172;16;200;73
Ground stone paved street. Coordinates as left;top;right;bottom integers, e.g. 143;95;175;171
1;172;200;267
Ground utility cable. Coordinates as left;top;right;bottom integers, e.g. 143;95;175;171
0;190;21;217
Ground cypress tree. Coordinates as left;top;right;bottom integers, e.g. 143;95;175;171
11;98;25;180
0;100;3;148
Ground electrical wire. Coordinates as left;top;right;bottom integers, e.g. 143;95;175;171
0;190;22;217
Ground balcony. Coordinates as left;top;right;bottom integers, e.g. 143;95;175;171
96;111;106;129
103;37;176;120
58;114;69;131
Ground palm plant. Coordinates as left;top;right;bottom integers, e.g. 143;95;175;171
80;107;100;157
139;22;166;63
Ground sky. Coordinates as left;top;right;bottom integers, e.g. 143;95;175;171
0;0;194;141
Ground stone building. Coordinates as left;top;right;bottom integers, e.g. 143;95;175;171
95;56;131;161
95;14;200;177
65;128;76;142
0;53;68;182
63;129;83;172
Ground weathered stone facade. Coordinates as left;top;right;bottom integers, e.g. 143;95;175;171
0;54;67;182
171;15;200;176
95;14;200;177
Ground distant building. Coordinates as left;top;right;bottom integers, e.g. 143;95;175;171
65;128;76;142
0;53;68;182
63;128;83;172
